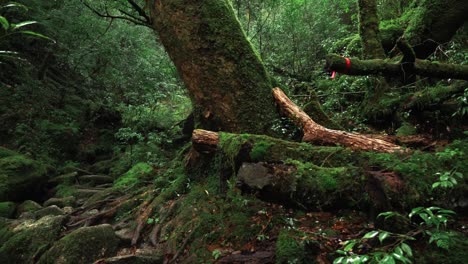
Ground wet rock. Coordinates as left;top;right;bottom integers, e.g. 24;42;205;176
98;254;163;264
0;201;16;218
237;163;271;189
44;196;76;208
35;205;65;219
38;224;119;264
79;175;114;186
0;215;66;264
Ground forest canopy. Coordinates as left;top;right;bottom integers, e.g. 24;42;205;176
0;0;467;263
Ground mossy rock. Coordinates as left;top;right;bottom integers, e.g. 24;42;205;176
0;149;48;201
16;200;43;217
35;206;65;219
113;162;154;191
43;196;76;208
38;224;119;264
0;201;15;218
0;215;67;264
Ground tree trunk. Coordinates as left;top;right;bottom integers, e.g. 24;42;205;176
404;0;468;59
358;0;386;59
149;0;280;134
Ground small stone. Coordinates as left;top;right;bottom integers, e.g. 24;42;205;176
115;228;133;243
63;206;74;214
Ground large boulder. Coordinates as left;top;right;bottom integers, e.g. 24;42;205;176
38;224;119;264
0;215;67;264
0;147;48;201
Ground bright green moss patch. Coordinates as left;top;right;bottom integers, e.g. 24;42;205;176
113;162;154;190
250;140;274;161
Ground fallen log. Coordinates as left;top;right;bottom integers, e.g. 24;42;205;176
324;54;468;81
272;88;403;153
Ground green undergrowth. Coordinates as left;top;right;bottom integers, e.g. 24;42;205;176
364;138;467;208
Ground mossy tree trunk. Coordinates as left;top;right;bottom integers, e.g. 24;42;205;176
404;0;468;59
358;0;386;59
148;0;280;134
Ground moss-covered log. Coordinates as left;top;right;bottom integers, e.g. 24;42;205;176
149;0;280;134
325;54;468;81
272;88;403;153
191;130;468;211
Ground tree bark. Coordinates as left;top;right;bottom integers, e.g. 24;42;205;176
325;54;468;81
272;88;403;153
149;0;280;134
358;0;386;59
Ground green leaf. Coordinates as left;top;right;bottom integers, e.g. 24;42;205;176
0;15;9;30
363;231;379;239
409;207;423;218
401;243;413;257
432;182;441;189
381;255;396;264
379;231;390;243
1;2;28;11
16;30;56;43
344;241;356;251
11;21;37;30
333;257;344;264
438;209;455;215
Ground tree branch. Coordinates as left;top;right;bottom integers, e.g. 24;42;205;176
325;54;468;81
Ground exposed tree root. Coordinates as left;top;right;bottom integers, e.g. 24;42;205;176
150;200;179;246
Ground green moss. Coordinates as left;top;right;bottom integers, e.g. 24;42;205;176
0;215;66;264
396;122;417;136
38;224;119;264
54;184;77;198
0;151;47;201
250;141;274;161
0;202;15;218
276;229;305;264
113;162;154;191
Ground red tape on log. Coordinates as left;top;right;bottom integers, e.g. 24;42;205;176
343;57;351;74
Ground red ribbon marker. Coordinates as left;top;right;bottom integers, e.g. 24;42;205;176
330;71;336;79
343;57;351;74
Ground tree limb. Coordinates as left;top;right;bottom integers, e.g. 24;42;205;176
325;54;468;81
